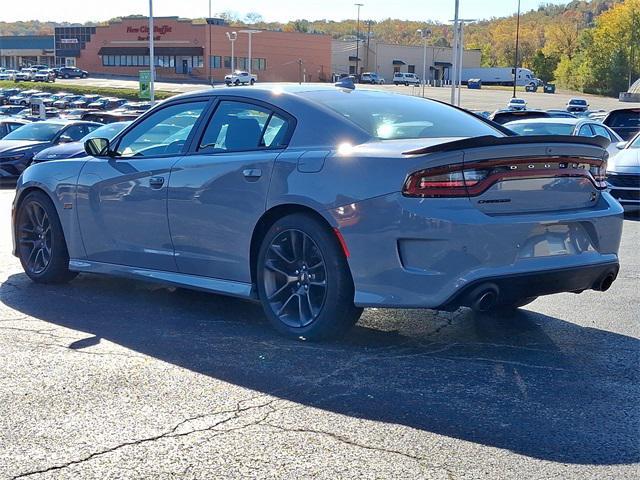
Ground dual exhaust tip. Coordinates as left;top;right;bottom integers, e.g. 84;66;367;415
465;268;618;312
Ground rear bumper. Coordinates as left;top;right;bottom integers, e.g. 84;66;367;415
439;261;619;311
330;191;624;309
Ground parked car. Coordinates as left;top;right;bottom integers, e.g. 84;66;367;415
52;95;82;109
606;132;640;213
0;70;18;81
360;72;385;85
0;120;100;179
8;90;41;106
503;117;623;158
42;93;71;107
28;92;52;105
602;108;640;141
11;85;622;340
86;97;127;110
80;111;140;124
393;72;420;86
56;67;89;79
33;121;131;163
14;69;37;81
58;108;97;120
33;70;56;83
489;109;552;125
0;118;30;139
70;95;101;109
566;98;589;113
224;71;257;86
507;98;527;111
546;109;578;119
0;105;27;116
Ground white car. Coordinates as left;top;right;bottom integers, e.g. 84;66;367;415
607;132;640;212
0;70;18;81
507;98;527;111
393;72;420;86
360;72;385;85
15;69;36;81
33;70;56;83
224;71;257;86
567;98;589;113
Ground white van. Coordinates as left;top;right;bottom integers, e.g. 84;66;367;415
393;72;420;86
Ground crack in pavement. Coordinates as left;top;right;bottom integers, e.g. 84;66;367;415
10;394;278;479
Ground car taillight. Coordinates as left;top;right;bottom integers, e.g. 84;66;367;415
403;164;488;197
403;157;608;198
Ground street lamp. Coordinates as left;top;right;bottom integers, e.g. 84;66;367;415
239;29;261;74
148;0;155;103
354;3;364;78
513;0;522;98
226;31;237;73
416;28;431;97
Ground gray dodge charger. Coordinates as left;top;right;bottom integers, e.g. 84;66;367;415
11;85;624;339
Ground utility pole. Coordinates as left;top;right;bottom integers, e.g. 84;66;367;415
208;0;212;86
240;30;261;74
450;0;460;105
366;20;372;72
298;59;303;84
226;31;237;73
149;0;155;103
513;0;521;98
417;28;431;98
354;3;363;78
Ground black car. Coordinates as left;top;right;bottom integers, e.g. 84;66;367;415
80;110;139;124
86;97;127;110
602;108;640;141
0;105;27;116
489;109;552;125
70;95;101;109
0;118;30;139
56;67;89;79
0;120;100;180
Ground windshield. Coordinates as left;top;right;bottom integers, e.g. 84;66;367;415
301;90;500;140
511;99;525;104
506;122;575;136
4;122;65;141
570;99;587;105
81;122;130;142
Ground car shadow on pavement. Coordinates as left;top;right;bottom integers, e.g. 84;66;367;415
2;271;638;466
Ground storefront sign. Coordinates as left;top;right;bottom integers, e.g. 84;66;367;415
127;25;172;41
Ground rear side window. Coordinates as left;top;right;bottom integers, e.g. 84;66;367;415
198;101;289;152
302;90;500;140
577;125;594;137
591;124;613;141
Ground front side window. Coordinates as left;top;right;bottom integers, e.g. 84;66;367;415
61;124;98;142
198;101;289;153
115;101;206;157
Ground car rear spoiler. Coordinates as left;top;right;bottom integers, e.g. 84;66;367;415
403;134;610;156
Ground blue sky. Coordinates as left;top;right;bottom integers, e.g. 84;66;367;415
9;0;572;23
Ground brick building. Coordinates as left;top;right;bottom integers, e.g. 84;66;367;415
56;17;331;83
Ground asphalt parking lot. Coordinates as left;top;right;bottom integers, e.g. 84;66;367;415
56;75;640;113
0;185;638;479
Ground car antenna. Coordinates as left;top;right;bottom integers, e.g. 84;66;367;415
334;77;356;90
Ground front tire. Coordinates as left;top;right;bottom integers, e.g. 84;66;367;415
16;191;77;284
256;213;362;340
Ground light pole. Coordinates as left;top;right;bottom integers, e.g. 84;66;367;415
208;0;212;85
417;28;431;97
450;0;460;105
226;31;237;73
513;0;521;98
354;3;363;78
239;29;260;74
148;0;155;103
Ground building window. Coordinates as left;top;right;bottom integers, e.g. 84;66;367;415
407;65;415;73
210;56;222;69
224;56;231;69
252;58;267;71
192;56;203;68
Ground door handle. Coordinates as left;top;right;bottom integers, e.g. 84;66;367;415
242;168;262;180
149;176;165;189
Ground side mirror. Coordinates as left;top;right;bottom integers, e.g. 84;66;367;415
57;134;73;144
84;137;111;157
615;141;627;150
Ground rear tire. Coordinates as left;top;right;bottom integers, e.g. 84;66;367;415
16;191;77;284
256;213;362;340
